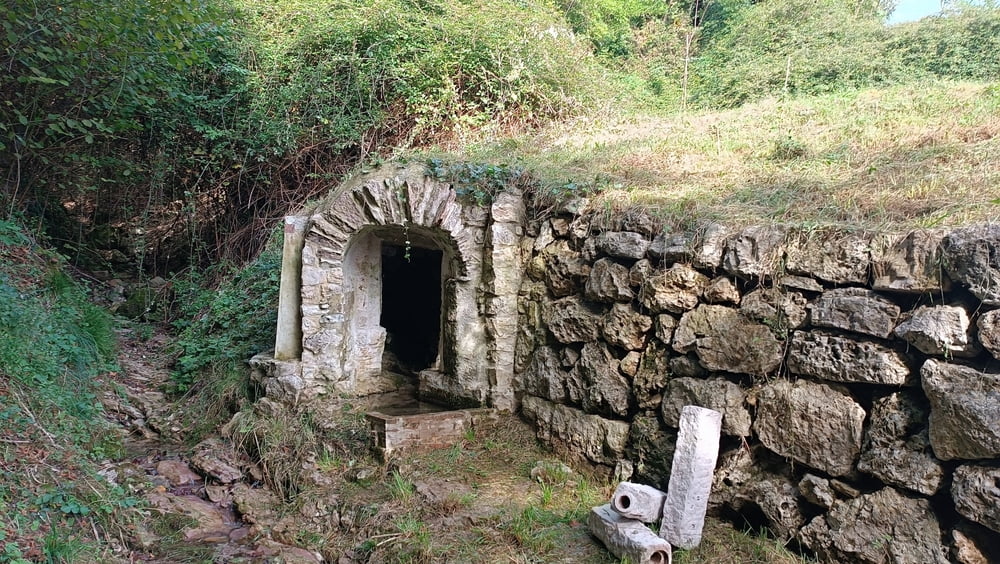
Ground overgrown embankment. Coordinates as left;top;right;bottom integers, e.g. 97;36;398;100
0;219;131;562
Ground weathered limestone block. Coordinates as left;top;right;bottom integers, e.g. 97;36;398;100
942;224;1000;305
785;230;872;284
654;314;677;346
953;465;1000;533
633;341;671;410
692;222;730;270
190;438;243;484
669;355;705;378
787;331;914;386
596;231;651;260
755;380;865;476
618;210;656;237
570;342;631;417
799;474;836;510
521;395;630;466
921;359;1000;460
660;406;722;550
648;232;693;264
639;264;710;314
543;296;603;344
872;229;951;293
611;482;667;522
626;415;676;488
809;287;901;338
588;504;673;564
893;305;979;357
520;346;568;403
779;274;824;293
857;391;943;496
661;377;751;437
702;276;740;304
951;521;1000;564
797;487;949;564
586;258;634;303
740;288;808;333
541;240;590;297
976;309;1000;360
602;303;653;351
673;305;783;376
722;225;787;279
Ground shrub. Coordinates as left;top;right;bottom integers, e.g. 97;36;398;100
692;0;895;107
170;231;282;392
888;4;1000;81
241;0;601;143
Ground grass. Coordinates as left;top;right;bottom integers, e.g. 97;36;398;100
435;79;1000;231
234;406;811;563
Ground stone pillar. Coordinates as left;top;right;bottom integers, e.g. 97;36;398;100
274;216;308;361
589;504;672;564
611;482;667;522
660;405;722;550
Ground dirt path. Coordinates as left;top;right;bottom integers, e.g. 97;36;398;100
101;325;321;563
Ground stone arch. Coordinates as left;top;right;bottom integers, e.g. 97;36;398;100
274;164;523;408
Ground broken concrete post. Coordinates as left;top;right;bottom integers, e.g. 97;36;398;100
612;481;668;522
589;504;673;564
274;216;308;361
660;405;722;550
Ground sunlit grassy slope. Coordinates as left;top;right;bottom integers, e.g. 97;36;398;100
441;80;1000;231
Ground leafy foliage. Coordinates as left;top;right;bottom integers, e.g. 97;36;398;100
170;232;282;391
692;0;894;107
888;4;1000;81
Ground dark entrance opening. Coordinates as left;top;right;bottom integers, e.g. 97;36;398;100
380;243;442;373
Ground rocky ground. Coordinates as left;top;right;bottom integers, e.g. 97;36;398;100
96;324;807;563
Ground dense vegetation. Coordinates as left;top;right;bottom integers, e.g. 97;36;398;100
0;219;136;562
1;0;999;559
4;0;998;274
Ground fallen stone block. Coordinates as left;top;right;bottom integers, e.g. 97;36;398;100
588;504;672;564
660;405;722;550
611;481;667;522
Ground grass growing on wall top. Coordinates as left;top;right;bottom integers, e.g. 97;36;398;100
441;80;1000;231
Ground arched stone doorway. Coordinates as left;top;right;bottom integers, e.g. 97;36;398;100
259;164;523;411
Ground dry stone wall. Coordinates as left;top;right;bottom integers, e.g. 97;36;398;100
516;212;1000;563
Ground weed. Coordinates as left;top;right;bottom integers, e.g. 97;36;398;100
390;471;416;502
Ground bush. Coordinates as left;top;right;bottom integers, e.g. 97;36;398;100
170;231;282;392
888;5;1000;81
692;0;895;107
242;0;601;143
554;0;671;58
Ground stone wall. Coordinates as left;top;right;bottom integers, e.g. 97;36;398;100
516;211;1000;563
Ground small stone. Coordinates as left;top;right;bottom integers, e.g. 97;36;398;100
155;460;202;487
703;276;740;304
799;474;836;509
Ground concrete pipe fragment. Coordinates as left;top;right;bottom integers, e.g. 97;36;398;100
660;405;722;550
589;504;673;564
611;481;668;522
